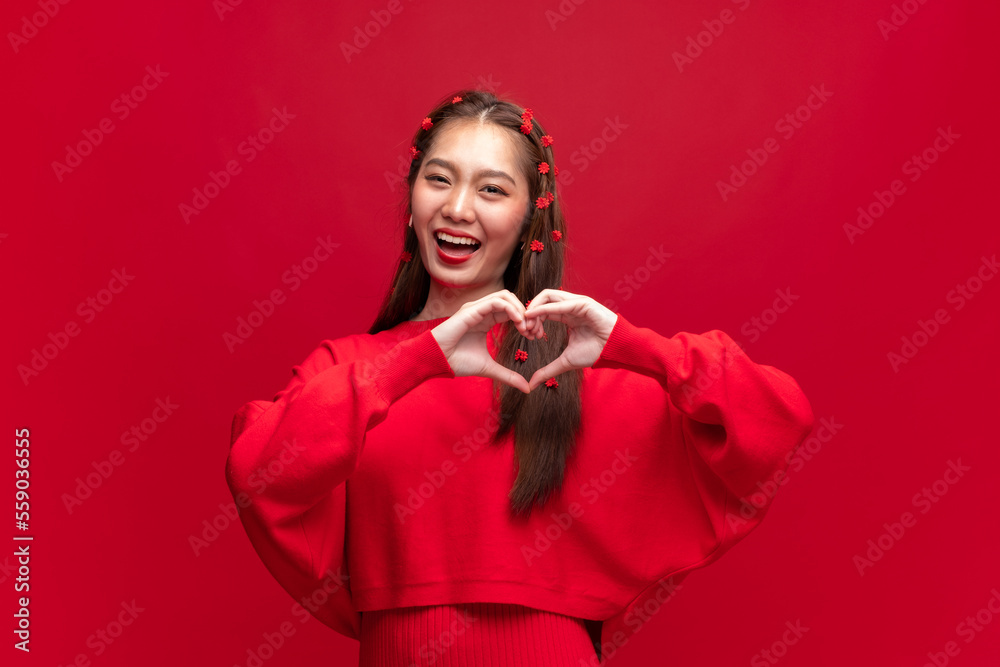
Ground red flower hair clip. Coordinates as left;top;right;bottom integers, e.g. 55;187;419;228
514;349;528;362
545;377;558;388
452;96;463;103
537;161;550;174
535;191;555;209
551;230;562;242
554;165;559;176
409;145;421;160
401;250;412;262
520;108;533;135
530;240;544;252
541;135;554;147
421;117;433;130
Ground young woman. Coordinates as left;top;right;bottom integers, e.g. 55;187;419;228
225;89;815;665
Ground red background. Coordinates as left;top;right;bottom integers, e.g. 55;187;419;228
5;0;999;664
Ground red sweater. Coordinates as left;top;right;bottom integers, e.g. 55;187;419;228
225;312;815;653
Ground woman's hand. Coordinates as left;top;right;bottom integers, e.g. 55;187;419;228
430;290;534;394
521;289;618;392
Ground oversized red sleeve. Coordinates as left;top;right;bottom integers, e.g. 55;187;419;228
591;313;815;644
224;328;455;640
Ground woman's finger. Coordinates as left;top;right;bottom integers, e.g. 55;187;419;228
482;360;531;394
478;291;528;334
524;300;587;329
526;355;574;392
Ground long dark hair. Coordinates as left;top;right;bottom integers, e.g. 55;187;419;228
368;89;582;519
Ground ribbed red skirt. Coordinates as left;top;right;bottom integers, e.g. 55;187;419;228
358;603;600;666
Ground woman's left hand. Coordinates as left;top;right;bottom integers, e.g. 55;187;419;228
521;289;619;392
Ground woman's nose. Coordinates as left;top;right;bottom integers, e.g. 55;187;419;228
443;186;475;223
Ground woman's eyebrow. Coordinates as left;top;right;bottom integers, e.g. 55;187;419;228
424;157;516;185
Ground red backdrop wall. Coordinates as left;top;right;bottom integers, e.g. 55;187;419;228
6;0;999;665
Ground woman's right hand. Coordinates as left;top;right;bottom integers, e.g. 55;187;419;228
430;290;538;394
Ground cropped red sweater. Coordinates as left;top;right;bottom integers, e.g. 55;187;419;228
225;312;815;656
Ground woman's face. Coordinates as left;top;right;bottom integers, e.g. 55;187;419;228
411;121;530;291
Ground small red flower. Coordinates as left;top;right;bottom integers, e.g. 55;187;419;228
409;145;421;160
515;349;528;362
546;191;554;203
520;121;533;135
541;135;554;147
525;299;532;306
421;117;433;130
521;108;533;122
530;240;544;252
535;195;551;209
545;377;558;388
554;165;559;176
401;250;412;262
551;230;562;242
537;161;550;174
452;96;463;103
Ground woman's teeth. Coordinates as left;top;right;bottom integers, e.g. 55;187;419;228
436;232;481;256
436;231;480;245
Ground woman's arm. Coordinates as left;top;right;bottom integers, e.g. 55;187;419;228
226;328;455;526
224;327;454;637
592;313;816;543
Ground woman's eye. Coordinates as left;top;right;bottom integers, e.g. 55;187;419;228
425;176;506;196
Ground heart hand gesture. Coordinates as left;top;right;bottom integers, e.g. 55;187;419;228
430;290;536;394
520;289;619;391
